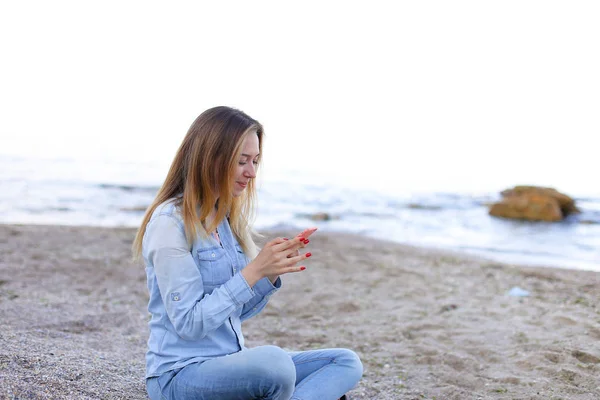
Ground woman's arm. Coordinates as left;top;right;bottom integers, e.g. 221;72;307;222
144;215;256;341
240;276;281;321
238;228;316;320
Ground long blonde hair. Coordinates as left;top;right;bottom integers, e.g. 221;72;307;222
132;106;263;260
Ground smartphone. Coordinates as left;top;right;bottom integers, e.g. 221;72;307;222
296;227;318;239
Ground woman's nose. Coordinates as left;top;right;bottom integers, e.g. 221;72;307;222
244;164;256;178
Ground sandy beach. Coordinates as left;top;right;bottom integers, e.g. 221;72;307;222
1;224;599;399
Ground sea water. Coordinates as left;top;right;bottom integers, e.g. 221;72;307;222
1;154;598;271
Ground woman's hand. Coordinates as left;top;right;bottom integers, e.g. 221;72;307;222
242;233;313;287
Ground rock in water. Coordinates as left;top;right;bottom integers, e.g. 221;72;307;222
489;185;579;222
296;212;338;221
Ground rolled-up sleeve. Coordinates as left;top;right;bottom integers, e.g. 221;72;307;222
144;215;255;340
240;276;281;321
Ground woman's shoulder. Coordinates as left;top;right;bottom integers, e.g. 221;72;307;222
150;198;183;222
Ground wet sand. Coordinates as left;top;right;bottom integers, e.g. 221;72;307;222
1;224;599;399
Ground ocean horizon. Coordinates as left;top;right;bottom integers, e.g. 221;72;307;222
1;153;599;272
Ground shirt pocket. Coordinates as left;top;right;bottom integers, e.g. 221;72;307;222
196;246;231;286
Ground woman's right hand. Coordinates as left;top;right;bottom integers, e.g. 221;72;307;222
241;235;311;287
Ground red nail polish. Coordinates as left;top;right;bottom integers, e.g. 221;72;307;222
303;239;310;244
306;252;312;258
298;237;305;241
300;266;306;271
283;238;289;241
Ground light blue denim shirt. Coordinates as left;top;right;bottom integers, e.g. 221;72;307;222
142;200;281;379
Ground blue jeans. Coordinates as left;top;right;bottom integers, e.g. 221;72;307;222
146;345;363;400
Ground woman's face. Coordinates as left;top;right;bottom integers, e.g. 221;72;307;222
232;132;260;197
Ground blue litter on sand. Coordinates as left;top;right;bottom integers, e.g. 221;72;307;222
507;287;530;297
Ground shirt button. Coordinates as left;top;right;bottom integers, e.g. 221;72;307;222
211;253;215;258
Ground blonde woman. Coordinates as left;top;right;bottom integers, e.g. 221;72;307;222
133;106;362;400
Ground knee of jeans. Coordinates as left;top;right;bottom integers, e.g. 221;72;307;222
254;345;296;387
147;377;166;400
337;349;364;381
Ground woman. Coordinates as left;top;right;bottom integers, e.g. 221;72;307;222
133;106;363;400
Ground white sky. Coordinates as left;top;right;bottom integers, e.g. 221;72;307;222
1;1;599;194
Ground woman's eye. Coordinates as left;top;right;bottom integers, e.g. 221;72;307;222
239;161;247;166
252;161;259;166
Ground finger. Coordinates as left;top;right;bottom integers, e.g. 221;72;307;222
284;237;310;257
284;249;297;259
273;235;305;252
268;237;288;247
286;249;300;259
285;252;312;266
280;265;307;275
